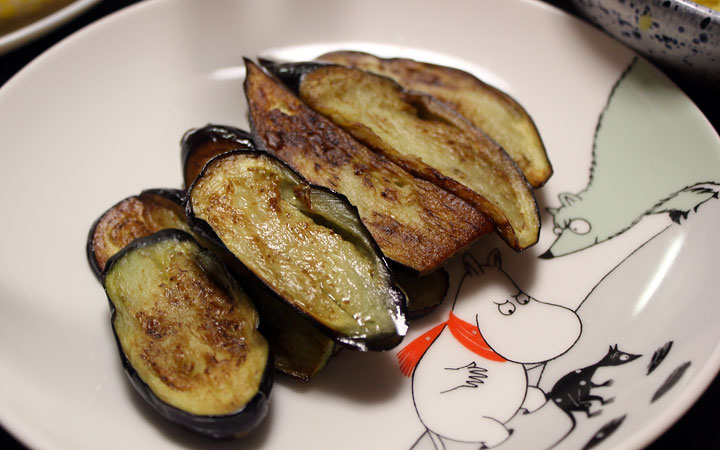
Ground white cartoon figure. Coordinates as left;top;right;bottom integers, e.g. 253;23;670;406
398;250;581;449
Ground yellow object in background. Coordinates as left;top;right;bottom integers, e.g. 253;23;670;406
0;0;74;36
694;0;720;11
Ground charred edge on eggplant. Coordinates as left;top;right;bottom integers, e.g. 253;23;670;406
102;229;272;439
87;188;189;280
263;62;540;250
245;59;493;274
185;150;408;351
181;124;256;189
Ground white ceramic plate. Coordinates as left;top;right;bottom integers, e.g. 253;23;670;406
0;0;100;56
1;0;719;449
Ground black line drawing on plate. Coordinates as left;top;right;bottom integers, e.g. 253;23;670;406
397;250;581;449
395;55;719;450
647;341;674;375
581;415;627;450
546;345;641;447
651;361;692;403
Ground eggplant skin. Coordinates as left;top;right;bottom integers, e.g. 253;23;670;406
315;51;552;188
245;59;492;274
393;266;450;319
86;188;189;279
245;281;335;382
186;150;408;351
118;337;272;439
102;229;272;439
181;124;255;188
278;63;540;250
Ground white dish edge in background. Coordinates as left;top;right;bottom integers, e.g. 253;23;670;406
0;0;101;56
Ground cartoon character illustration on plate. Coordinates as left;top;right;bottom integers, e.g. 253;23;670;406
549;344;641;421
541;57;720;259
546;344;641;447
397;250;582;449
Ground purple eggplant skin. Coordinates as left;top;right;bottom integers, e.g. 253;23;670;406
102;229;273;439
114;330;273;439
185;150;408;352
86;188;188;280
180;124;255;188
391;265;450;319
259;60;328;93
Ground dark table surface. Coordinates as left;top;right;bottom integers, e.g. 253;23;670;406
0;0;718;449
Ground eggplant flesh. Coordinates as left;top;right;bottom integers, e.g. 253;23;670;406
181;124;255;188
102;229;271;439
87;188;189;278
244;60;492;274
186;150;407;351
316;51;552;188
89;185;332;382
276;63;539;250
246;281;335;382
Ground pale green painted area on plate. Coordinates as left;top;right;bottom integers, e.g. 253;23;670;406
546;57;720;258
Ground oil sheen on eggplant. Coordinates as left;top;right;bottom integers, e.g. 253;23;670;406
89;184;332;382
181;124;255;188
186;150;407;351
244;60;492;274
273;63;540;250
87;188;190;278
315;51;552;188
102;229;271;439
180;125;337;380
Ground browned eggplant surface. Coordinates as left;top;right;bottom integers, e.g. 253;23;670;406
181;124;255;188
102;229;271;438
186;150;407;351
282;63;539;250
182;125;337;379
87;188;189;278
244;60;492;273
316;51;552;188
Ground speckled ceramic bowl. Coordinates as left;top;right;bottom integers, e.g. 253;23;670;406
571;0;719;86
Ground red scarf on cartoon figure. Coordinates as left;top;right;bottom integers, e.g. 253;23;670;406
397;312;506;377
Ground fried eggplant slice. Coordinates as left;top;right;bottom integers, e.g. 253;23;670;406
87;188;190;278
316;51;552;188
269;63;539;250
186;150;408;351
244;60;492;273
181;127;335;378
245;281;335;382
181;124;255;188
102;229;272;439
393;266;450;319
89;183;331;381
